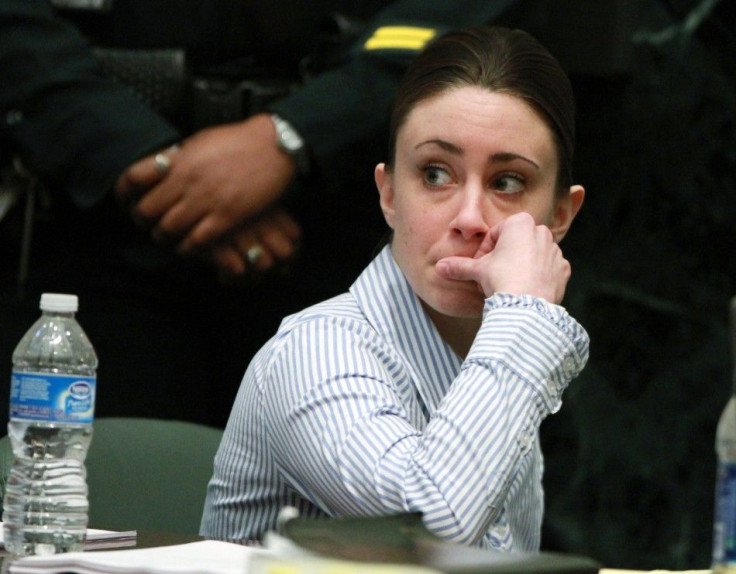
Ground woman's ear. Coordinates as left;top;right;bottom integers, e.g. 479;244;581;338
550;184;585;242
375;163;396;230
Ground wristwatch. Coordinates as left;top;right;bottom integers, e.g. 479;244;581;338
271;114;311;177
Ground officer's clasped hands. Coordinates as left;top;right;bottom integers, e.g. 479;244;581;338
114;113;302;282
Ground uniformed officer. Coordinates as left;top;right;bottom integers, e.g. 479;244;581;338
0;0;520;428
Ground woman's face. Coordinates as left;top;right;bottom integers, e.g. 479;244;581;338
375;86;579;320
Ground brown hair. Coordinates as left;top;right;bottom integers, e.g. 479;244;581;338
387;26;576;191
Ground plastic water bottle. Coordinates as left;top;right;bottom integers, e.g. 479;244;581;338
3;293;97;557
713;295;736;574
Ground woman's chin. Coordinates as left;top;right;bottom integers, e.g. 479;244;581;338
431;292;485;319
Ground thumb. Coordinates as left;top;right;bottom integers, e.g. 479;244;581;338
436;256;481;282
473;229;496;259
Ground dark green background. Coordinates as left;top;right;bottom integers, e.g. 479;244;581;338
539;0;736;568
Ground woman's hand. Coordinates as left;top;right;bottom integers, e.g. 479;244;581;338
435;211;571;304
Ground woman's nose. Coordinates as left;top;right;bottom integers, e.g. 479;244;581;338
450;187;489;240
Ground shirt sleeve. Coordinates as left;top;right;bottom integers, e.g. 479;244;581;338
261;294;589;548
0;0;180;208
267;0;519;190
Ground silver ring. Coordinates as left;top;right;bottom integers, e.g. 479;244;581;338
247;245;264;264
153;152;172;175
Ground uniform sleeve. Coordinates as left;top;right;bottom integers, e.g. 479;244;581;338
267;0;519;189
0;0;180;208
262;294;589;549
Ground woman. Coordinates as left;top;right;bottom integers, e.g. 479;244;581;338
201;25;588;551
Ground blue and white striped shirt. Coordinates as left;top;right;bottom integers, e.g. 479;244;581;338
200;245;589;551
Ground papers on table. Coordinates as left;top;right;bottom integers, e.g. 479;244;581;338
8;540;272;574
7;538;440;574
5;540;709;574
0;525;137;551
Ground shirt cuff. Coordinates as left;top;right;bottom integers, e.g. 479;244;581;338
466;293;590;414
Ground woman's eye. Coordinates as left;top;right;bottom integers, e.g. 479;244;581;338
423;165;452;187
493;174;525;195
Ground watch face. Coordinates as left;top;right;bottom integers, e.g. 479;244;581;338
273;114;310;175
281;130;302;152
275;117;304;152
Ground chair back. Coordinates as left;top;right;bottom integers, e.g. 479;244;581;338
0;417;223;535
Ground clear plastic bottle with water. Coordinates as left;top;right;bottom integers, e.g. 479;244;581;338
713;295;736;574
3;293;97;557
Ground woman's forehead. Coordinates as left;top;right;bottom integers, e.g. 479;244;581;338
398;86;557;163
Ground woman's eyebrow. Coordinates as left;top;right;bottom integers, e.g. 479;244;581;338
414;141;540;171
415;139;463;154
490;152;540;170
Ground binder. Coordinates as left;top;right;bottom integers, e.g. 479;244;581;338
280;512;601;574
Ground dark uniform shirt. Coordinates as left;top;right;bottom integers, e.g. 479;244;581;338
0;0;518;430
0;0;517;206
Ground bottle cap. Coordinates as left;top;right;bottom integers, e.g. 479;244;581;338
40;293;79;312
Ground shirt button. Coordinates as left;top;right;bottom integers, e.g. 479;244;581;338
518;430;533;453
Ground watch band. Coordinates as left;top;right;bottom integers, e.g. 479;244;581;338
271;114;311;177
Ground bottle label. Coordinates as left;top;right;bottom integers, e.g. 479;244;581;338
9;371;96;423
714;461;736;565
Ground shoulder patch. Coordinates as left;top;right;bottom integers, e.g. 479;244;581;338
363;26;437;51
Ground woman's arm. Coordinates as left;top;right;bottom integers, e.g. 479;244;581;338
263;294;588;549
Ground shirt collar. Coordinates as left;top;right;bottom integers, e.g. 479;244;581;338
349;245;462;414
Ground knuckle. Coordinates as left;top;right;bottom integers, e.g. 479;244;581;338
133;200;154;221
193;220;223;246
274;241;295;259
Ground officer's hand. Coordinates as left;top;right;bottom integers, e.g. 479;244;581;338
205;207;302;283
114;113;297;253
114;144;179;215
435;212;571;304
